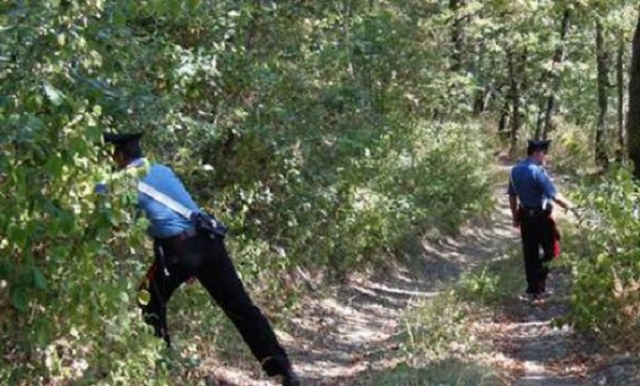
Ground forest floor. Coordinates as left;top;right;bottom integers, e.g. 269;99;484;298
177;163;640;386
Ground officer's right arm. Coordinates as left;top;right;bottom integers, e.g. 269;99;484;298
508;171;519;227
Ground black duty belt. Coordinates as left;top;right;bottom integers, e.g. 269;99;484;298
519;206;546;217
158;228;198;249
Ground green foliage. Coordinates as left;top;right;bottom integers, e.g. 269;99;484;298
564;166;640;341
0;1;169;383
369;359;504;386
401;291;478;360
212;121;494;282
8;0;640;383
390;288;504;386
0;0;496;383
457;249;524;306
550;120;597;175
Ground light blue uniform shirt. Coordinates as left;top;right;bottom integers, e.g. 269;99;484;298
132;158;200;238
507;159;557;208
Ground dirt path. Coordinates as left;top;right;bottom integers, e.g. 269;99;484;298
490;294;585;386
473;167;589;386
204;167;592;385
280;187;525;385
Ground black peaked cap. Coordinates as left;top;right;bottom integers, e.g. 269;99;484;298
527;139;551;152
103;132;143;146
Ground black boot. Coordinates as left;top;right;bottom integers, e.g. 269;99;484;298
537;276;546;294
282;368;300;386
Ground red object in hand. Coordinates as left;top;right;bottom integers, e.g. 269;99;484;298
553;239;561;259
549;217;562;259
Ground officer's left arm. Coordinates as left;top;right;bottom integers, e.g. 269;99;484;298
509;194;519;227
537;168;575;211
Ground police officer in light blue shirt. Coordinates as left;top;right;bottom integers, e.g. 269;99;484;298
134;158;199;238
102;132;300;386
508;139;576;300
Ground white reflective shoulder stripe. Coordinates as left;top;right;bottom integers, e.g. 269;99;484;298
138;181;194;220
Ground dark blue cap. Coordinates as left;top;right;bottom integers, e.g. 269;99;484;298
103;132;143;147
527;139;551;152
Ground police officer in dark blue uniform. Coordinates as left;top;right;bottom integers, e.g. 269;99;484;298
102;132;300;386
508;139;576;300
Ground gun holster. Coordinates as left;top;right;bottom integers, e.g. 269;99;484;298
191;211;227;240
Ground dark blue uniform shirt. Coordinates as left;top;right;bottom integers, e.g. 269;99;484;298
507;159;557;208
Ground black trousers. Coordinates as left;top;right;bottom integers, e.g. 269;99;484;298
519;208;556;294
138;233;291;377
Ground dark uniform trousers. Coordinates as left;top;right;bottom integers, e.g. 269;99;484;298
138;231;292;377
518;207;556;294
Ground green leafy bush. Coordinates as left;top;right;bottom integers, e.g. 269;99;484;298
565;166;640;341
457;248;523;306
549;120;597;175
401;291;477;360
197;121;495;281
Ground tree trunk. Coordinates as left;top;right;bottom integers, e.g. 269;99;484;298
473;82;492;116
627;12;640;179
535;104;545;139
472;37;488;116
542;9;571;140
450;0;466;72
617;30;626;163
498;100;510;141
595;19;609;168
244;0;262;53
473;89;485;116
509;50;521;156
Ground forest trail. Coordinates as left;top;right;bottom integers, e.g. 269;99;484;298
472;165;588;386
203;164;590;386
